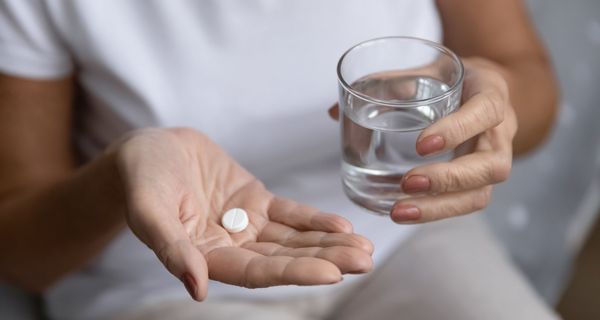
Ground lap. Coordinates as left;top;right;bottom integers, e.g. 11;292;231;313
330;214;560;320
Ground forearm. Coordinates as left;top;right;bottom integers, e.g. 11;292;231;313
436;0;560;155
0;152;126;292
496;57;558;155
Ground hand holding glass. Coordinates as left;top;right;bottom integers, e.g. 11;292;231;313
337;37;464;215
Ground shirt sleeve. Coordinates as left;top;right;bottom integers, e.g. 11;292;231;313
0;0;73;79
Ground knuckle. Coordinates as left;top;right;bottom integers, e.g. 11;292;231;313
505;106;519;138
480;92;505;126
494;73;510;97
472;186;493;211
491;155;512;183
450;116;470;145
479;63;509;93
439;200;465;220
482;161;496;184
439;166;462;192
493;166;511;184
488;68;507;86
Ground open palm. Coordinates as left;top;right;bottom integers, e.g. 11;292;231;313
114;128;373;300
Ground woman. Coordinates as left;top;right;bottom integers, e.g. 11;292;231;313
0;0;559;319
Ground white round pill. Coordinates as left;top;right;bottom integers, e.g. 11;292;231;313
221;208;249;233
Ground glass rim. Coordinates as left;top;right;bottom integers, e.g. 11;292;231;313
336;36;464;108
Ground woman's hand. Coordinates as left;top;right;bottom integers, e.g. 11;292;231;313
390;58;517;223
112;128;373;301
329;57;517;223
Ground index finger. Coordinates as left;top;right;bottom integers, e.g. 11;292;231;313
417;90;506;156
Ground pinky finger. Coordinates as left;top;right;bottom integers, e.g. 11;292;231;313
390;186;493;224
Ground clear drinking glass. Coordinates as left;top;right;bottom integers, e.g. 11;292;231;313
337;36;464;215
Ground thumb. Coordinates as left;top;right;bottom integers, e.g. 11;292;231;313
328;104;339;120
154;235;209;301
144;220;208;301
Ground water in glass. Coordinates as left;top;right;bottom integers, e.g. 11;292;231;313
341;73;459;214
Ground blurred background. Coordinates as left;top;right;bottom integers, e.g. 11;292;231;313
1;0;599;319
484;0;600;318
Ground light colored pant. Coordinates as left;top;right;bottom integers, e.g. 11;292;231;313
114;214;560;320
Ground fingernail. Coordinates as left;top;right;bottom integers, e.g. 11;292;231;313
181;273;197;300
328;105;339;120
391;205;421;223
402;175;430;194
417;135;445;156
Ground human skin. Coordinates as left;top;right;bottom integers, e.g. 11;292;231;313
0;0;557;300
330;0;558;223
389;0;559;222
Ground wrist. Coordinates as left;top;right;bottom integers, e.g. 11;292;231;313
75;149;128;227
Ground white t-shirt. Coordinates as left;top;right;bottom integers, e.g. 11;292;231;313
0;1;441;319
